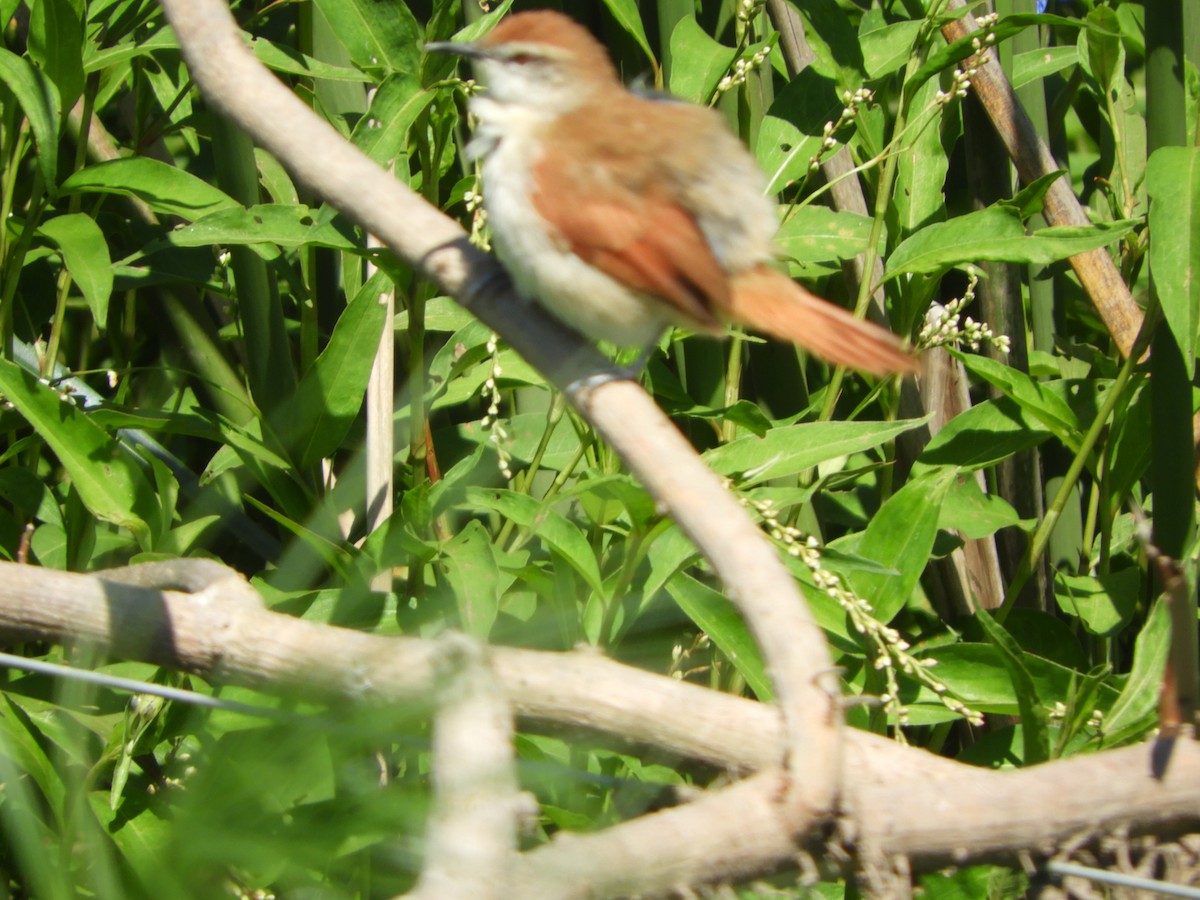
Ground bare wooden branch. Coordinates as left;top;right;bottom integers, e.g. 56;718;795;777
152;0;842;815
0;562;1196;897
408;634;518;900
942;1;1144;358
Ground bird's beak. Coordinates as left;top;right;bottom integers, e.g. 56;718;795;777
425;40;485;60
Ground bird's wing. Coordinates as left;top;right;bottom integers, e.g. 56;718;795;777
529;136;729;332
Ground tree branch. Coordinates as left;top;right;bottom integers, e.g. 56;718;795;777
151;0;841;815
0;561;1196;895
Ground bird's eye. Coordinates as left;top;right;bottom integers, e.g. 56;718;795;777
510;52;537;65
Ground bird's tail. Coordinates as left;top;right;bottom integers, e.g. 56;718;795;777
727;267;918;377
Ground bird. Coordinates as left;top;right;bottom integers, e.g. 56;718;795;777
428;10;917;377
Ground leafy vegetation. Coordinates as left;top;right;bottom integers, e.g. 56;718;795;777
0;0;1194;896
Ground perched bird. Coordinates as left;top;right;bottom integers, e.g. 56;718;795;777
429;11;917;376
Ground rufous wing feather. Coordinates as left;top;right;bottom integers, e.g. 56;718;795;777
728;267;918;377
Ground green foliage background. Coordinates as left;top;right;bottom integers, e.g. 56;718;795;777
0;0;1195;896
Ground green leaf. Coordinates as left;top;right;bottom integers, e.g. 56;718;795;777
464;488;604;596
666;17;735;104
1011;45;1077;90
248;35;373;81
1083;5;1123;98
666;573;772;701
849;469;952;623
598;0;653;64
794;0;865;84
938;471;1021;539
976;610;1051;765
38;213;114;324
775;206;874;262
1146;146;1200;370
440;520;501;638
1102;597;1171;745
885;205;1137;277
311;0;422;74
958;355;1082;452
0;360;158;544
167;204;359;253
275;271;391;468
920;643;1095;715
1055;569;1140;637
351;73;435;165
705;418;927;487
916;396;1052;471
758;68;840;194
907;13;1084;97
1009;170;1067;219
859;12;921;80
61;158;238;219
0;48;61;192
25;0;85;111
893;74;951;235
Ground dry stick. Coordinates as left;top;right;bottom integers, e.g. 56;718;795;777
153;0;839;820
769;1;1005;614
766;0;891;326
1;562;1196;894
407;634;518;900
942;1;1144;358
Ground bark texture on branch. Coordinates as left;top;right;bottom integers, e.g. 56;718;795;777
153;0;842;819
0;561;1196;896
942;1;1144;357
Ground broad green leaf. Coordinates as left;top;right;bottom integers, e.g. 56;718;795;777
643;525;698;605
667;17;735;104
1011;45;1077;90
958;355;1081;452
0;360;157;544
666;573;772;701
1055;569;1140;637
794;0;865;84
920;643;1100;714
26;0;85;111
61;158;238;219
776;206;874;262
977;610;1051;765
885;205;1137;277
938;472;1021;540
30;523;67;569
1146;146;1200;370
0;48;61;191
39;213;114;323
311;0;422;74
1009;170;1067;220
276;271;391;468
1102;597;1171;745
758;68;841;194
440;520;501;638
893;74;950;235
908;13;1084;96
351;73;435;165
849;468;952;623
859;12;921;79
464;488;604;596
0;697;72;898
167;204;359;252
248;36;373;81
1082;5;1123;98
598;0;653;64
916;396;1051;471
705;418;927;486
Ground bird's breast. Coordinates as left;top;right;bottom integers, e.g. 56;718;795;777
478;132;673;348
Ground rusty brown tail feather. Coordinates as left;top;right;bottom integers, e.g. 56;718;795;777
727;267;919;377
